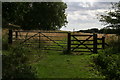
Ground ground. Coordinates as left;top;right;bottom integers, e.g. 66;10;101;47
33;51;105;78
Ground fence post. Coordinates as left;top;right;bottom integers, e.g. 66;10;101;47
102;36;105;49
8;29;13;44
39;33;41;48
93;33;97;53
67;32;71;54
15;31;18;39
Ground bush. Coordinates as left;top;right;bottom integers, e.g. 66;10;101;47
94;39;120;80
2;33;9;50
2;46;37;79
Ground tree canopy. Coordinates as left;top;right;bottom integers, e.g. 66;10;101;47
2;2;68;30
98;2;120;34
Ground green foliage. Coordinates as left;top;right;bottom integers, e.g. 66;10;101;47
94;40;120;80
2;46;37;79
2;36;8;50
3;2;68;30
2;33;37;79
99;28;117;34
98;1;120;35
62;49;72;54
78;28;99;33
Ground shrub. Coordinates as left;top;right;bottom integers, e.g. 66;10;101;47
2;46;37;79
94;39;120;80
2;33;9;50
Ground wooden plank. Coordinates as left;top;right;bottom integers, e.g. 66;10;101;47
39;40;65;41
43;47;62;48
71;35;93;36
12;35;35;37
59;43;67;44
25;42;40;44
39;36;67;37
23;43;39;45
71;40;93;41
71;44;93;45
71;47;93;49
97;43;102;45
43;45;62;46
97;38;102;40
13;30;69;33
39;32;69;33
15;35;67;37
13;30;38;33
13;39;26;40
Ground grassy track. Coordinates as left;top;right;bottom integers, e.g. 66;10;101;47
33;51;104;78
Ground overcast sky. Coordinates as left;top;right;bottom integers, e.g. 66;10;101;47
61;0;120;31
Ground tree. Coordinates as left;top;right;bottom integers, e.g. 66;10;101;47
2;2;68;30
98;1;120;35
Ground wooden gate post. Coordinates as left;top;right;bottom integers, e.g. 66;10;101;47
93;33;97;53
67;32;71;54
102;36;105;49
39;33;41;48
15;31;18;39
8;29;13;44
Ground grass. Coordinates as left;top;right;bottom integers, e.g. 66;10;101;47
32;51;104;78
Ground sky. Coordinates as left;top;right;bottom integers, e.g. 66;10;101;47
60;0;120;31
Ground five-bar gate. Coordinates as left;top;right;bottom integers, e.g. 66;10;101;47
67;33;108;53
8;30;108;54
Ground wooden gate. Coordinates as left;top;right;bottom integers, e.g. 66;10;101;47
8;30;108;54
67;33;108;53
8;30;68;52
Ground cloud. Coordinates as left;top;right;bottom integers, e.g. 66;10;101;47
61;2;113;31
63;0;120;2
66;2;113;11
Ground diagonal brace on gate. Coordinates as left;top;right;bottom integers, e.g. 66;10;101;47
20;33;39;44
39;32;64;49
71;35;93;52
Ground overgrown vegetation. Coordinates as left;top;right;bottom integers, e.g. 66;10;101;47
2;32;40;79
94;39;120;80
2;46;37;79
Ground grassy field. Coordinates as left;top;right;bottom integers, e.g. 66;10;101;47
3;29;118;78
